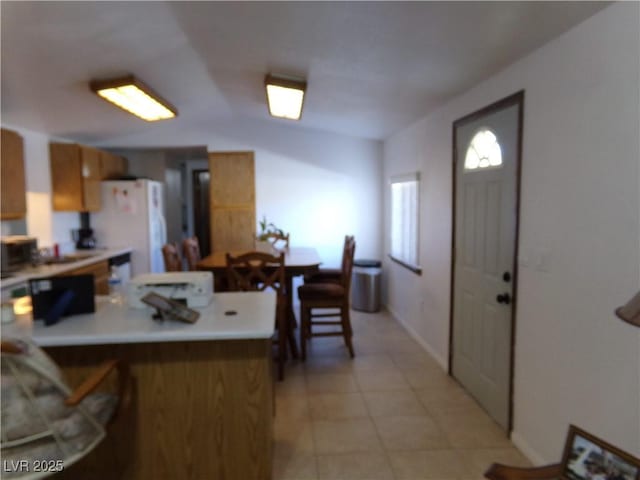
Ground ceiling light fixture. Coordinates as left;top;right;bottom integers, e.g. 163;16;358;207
89;75;177;122
264;74;307;121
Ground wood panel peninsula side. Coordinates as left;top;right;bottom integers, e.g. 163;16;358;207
24;292;275;480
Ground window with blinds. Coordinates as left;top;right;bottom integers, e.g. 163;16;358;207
389;173;421;274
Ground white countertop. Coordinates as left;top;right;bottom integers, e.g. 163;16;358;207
5;291;276;347
0;247;133;289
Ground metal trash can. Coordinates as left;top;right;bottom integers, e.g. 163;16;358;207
351;259;382;313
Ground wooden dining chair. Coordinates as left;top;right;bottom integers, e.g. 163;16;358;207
182;236;201;271
297;236;356;360
226;251;288;380
263;231;290;251
162;243;183;272
304;235;352;284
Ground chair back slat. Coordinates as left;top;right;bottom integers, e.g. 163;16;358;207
341;236;356;291
182;237;201;271
162;243;183;272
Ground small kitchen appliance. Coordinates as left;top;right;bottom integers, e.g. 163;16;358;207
72;228;96;250
127;272;213;308
1;236;38;273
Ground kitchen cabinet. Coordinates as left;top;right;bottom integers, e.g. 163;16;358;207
50;143;104;211
50;143;129;211
1;128;27;220
100;151;127;179
57;259;109;295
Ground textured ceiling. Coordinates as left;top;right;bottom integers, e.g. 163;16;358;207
1;1;609;143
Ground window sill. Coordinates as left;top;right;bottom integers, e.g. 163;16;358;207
388;255;422;276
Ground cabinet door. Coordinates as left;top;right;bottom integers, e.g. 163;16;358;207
1;129;27;219
100;151;127;179
209;151;256;252
58;260;110;295
81;147;102;211
50;143;84;211
50;143;103;212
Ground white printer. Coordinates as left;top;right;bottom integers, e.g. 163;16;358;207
127;272;213;308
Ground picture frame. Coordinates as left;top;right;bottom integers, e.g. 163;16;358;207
561;425;640;480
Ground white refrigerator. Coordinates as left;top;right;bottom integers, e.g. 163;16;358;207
92;180;167;276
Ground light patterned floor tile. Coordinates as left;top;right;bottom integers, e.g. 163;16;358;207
304;354;356;375
273;452;318;480
364;390;428;417
374;415;450;451
276;394;311;422
274;419;315;455
355;370;412;392
388;449;473;479
276;372;308;396
392;352;442;371
433;412;512;448
402;368;455;390
312;418;383;454
306;373;358;394
316;452;395;479
415;385;486;416
308;392;369;420
350;353;399;373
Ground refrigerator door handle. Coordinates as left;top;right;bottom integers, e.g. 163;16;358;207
158;215;167;246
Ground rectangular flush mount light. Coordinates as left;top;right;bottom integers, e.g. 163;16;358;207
89;75;177;121
265;74;306;120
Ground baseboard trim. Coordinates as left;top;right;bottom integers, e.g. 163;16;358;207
384;302;449;370
510;431;547;465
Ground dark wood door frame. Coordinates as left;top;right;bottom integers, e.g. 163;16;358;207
192;169;211;257
448;90;525;433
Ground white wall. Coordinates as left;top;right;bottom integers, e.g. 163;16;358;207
100;118;384;268
383;2;639;463
0;125;78;250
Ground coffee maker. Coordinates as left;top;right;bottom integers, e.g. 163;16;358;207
72;213;97;249
72;228;96;249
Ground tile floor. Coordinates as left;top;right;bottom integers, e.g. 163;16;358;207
274;308;530;480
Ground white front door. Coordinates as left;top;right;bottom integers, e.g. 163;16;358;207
451;93;523;430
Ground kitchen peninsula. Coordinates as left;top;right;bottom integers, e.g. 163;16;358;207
14;291;275;479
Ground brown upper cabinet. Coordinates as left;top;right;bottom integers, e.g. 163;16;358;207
50;143;127;212
1;128;27;220
100;150;128;180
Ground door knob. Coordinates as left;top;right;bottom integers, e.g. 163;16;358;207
503;272;511;282
496;293;511;305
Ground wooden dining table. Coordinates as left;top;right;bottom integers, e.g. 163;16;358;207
196;246;322;358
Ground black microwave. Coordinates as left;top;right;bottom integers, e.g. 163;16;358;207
1;236;37;272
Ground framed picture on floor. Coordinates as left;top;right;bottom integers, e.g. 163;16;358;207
561;425;640;480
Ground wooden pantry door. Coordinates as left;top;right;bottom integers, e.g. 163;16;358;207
208;151;256;253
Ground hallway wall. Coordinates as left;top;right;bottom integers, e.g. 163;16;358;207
382;2;640;463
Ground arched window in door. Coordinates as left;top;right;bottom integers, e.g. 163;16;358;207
464;129;502;171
